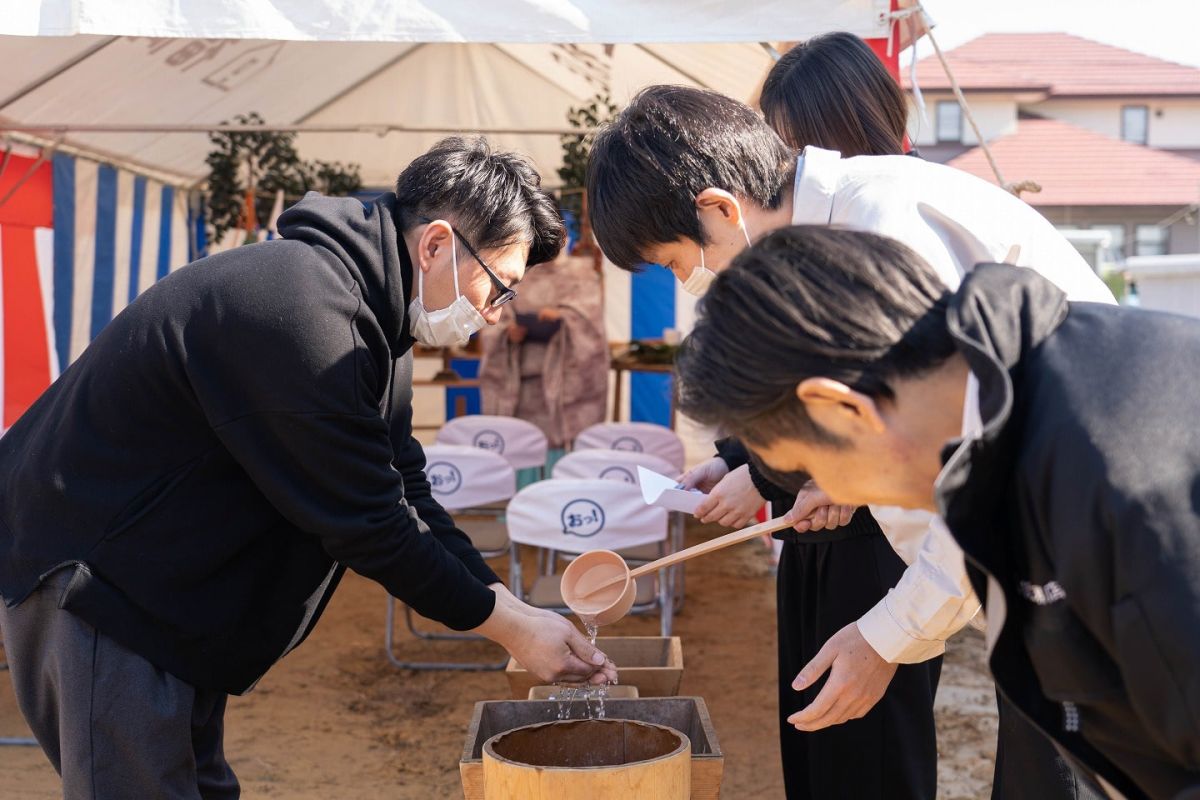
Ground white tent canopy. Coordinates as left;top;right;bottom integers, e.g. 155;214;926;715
5;1;892;43
0;0;913;458
0;1;898;185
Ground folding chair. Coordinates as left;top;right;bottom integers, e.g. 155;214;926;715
438;414;554;571
505;479;673;636
552;448;678;487
436;415;549;475
385;444;516;671
552;448;689;610
573;421;686;473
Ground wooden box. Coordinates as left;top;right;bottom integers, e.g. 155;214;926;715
527;684;640;700
505;636;683;699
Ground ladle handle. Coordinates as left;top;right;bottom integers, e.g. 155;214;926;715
626;514;796;580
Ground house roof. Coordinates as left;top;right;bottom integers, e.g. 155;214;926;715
903;33;1200;97
944;117;1200;207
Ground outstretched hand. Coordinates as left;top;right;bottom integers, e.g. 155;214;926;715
787;622;897;731
481;585;618;685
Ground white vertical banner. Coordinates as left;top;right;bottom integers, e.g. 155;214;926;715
35;228;58;380
137;179;161;296
602;255;633;422
70;159;99;362
111;169;135;318
170;190;189;272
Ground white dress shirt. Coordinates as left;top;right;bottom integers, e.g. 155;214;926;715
791;146;1115;662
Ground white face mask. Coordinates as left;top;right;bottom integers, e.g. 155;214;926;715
407;230;487;348
680;209;754;297
681;248;717;296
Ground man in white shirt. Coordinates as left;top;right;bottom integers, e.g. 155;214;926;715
586;85;1113;798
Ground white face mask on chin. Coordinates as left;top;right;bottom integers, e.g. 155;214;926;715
407;231;487;348
680;209;754;297
681;248;717;296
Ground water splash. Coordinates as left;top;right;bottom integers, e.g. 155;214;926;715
546;619;612;719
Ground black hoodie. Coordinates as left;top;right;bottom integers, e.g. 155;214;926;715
938;264;1200;799
0;192;499;694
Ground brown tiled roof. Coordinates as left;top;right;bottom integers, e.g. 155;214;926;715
903;33;1200;97
944;117;1200;206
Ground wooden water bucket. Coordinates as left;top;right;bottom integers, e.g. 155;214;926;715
460;697;725;800
482;718;690;799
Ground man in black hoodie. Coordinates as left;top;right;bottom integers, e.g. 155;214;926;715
675;225;1200;800
0;137;615;799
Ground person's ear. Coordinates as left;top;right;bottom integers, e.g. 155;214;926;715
694;187;743;226
795;378;887;438
417;219;454;274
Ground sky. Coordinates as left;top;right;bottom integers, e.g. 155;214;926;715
905;0;1200;68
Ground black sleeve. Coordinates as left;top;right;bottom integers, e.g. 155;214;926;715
714;437;750;469
388;403;501;588
1089;495;1200;767
196;289;497;633
749;461;797;510
716;437;796;509
212;410;497;631
1033;437;1200;769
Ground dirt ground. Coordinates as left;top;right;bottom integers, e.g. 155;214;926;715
1;520;998;799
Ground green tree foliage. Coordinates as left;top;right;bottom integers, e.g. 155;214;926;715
557;93;619;220
205;113;363;243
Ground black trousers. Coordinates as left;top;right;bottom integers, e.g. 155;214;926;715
0;567;239;800
776;520;940;800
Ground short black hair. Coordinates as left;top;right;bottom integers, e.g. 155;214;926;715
394;136;564;266
586;85;795;271
675;226;955;447
760;32;908;157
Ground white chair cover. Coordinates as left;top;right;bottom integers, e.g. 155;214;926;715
505;479;668;554
421;444;516;511
551;449;679;486
436;415;549;470
573;422;686;472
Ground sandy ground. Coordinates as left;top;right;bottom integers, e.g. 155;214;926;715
1;520;997;799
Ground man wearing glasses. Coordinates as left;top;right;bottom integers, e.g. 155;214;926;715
0;137;613;799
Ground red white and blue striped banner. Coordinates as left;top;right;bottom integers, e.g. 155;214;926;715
0;151;190;433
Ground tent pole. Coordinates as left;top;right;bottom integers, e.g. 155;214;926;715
0;146;51;210
1;122;597;136
0;130;193;187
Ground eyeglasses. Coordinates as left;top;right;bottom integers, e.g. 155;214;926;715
419;217;517;308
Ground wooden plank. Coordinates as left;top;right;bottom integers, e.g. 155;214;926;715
460;762;484;800
506;636;684;698
690;759;725;800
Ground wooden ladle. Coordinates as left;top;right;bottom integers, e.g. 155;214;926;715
561;515;795;625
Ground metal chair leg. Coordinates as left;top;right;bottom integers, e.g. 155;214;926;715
671;513;687;613
509;544;525;602
384;596;508;671
403;604;487;641
659;566;673;637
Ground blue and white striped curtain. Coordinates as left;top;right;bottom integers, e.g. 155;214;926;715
50;153;191;368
